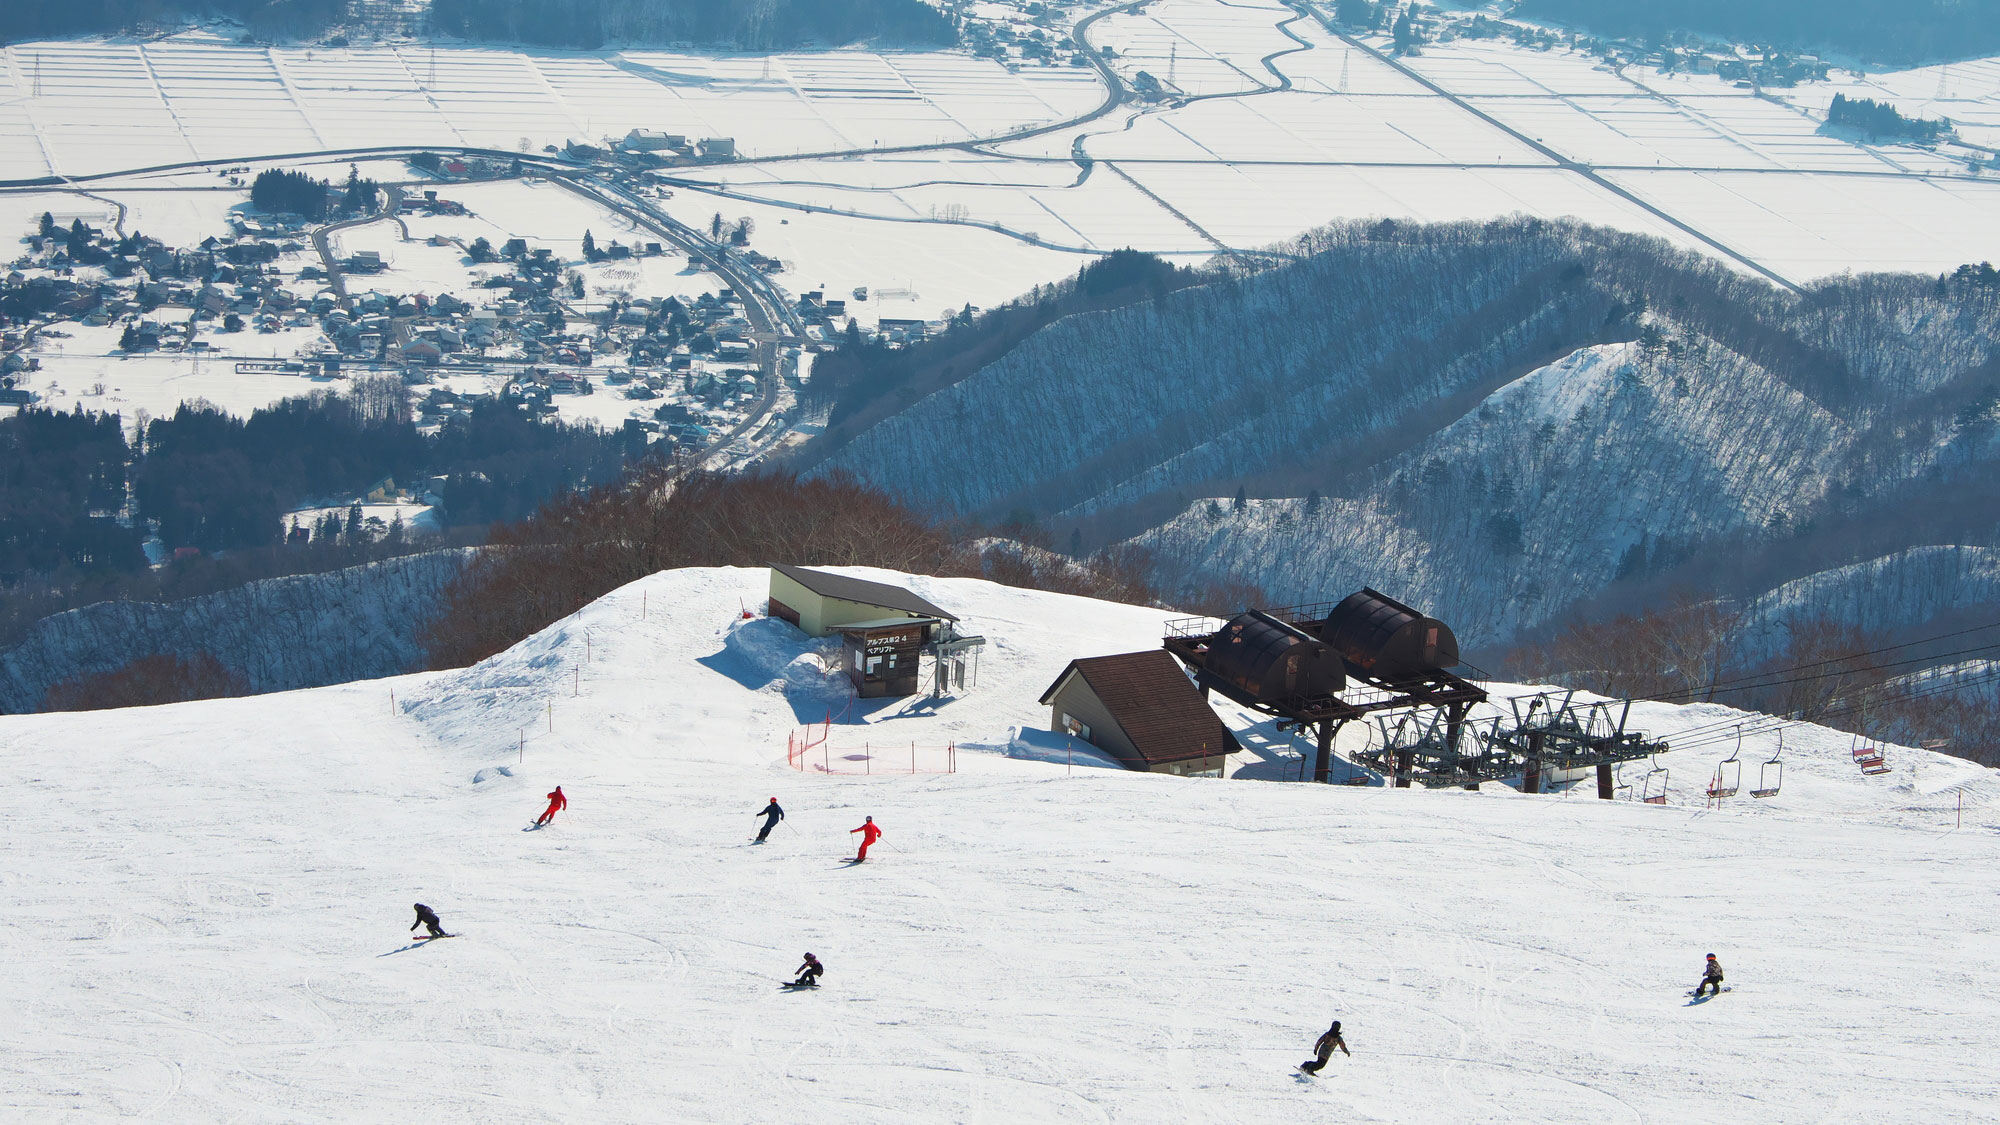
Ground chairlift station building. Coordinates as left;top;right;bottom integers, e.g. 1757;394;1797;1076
766;564;983;699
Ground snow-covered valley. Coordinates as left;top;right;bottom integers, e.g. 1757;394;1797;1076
4;566;1996;1121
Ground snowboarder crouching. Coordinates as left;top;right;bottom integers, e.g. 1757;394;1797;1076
850;815;882;861
1301;1020;1350;1075
755;798;784;842
411;903;449;939
536;785;567;826
1696;954;1724;997
794;953;823;987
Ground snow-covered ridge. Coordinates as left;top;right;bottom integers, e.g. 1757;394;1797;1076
1;566;1995;1120
0;547;474;713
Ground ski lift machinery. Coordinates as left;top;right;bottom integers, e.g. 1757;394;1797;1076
1707;728;1743;804
1751;731;1783;798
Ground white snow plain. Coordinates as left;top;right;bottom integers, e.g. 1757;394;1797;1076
2;565;1996;1121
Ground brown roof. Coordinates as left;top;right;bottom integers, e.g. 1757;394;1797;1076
770;563;958;622
1038;650;1241;765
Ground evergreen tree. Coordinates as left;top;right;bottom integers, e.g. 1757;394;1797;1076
581;230;597;260
1393;9;1416;50
1232;485;1247;512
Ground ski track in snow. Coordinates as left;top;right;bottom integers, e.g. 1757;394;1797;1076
2;565;1998;1121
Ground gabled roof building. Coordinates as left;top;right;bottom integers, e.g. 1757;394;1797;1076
1038;650;1241;776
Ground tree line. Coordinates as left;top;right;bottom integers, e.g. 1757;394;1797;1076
1827;94;1949;143
0;381;647;643
425;0;957;51
1517;0;2000;65
2;0;348;44
3;0;952;50
1506;595;2000;768
249;168;381;222
418;464;1188;670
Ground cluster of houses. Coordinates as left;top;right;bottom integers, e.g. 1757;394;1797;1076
2;219;324;357
613;131;737;164
765;564;1239;779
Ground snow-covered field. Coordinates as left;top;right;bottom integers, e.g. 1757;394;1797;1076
0;38;1101;179
3;565;1995;1120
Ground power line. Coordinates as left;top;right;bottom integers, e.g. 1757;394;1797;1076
1639;637;2000;747
1643;618;2000;705
1657;661;2000;755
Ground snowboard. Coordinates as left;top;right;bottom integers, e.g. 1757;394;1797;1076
414;933;457;941
781;981;820;990
1686;985;1730;1003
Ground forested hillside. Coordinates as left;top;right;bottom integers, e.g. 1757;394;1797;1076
0;549;473;714
819;218;2000;656
1517;0;2000;64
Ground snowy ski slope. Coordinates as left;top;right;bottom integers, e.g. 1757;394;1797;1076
2;566;1996;1121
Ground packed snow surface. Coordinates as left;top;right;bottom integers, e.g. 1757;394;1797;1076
2;566;1997;1121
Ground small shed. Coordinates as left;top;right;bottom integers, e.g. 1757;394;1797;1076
1038;650;1241;777
767;563;956;638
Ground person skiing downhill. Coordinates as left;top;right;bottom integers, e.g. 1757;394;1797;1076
793;952;823;987
536;786;566;826
1300;1020;1350;1075
754;798;784;843
849;815;882;862
1695;954;1725;997
411;903;450;939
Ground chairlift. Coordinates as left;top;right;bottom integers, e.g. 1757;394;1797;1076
1751;731;1783;798
1640;758;1669;805
1854;733;1889;775
1707;728;1742;801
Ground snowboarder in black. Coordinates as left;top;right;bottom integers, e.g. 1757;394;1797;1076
411;903;449;939
1695;953;1724;997
1300;1020;1350;1075
754;798;784;843
793;952;823;987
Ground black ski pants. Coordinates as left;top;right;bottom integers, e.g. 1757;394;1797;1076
1696;977;1722;997
1302;1047;1334;1074
757;819;778;841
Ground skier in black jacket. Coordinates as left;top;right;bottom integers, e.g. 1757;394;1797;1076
411;903;449;939
754;798;784;843
1300;1020;1350;1075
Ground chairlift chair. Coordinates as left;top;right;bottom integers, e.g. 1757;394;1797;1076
1853;732;1888;774
1751;731;1783;798
1707;728;1743;801
1640;759;1669;805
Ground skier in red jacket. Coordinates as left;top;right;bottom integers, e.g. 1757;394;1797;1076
849;815;882;862
536;786;567;826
